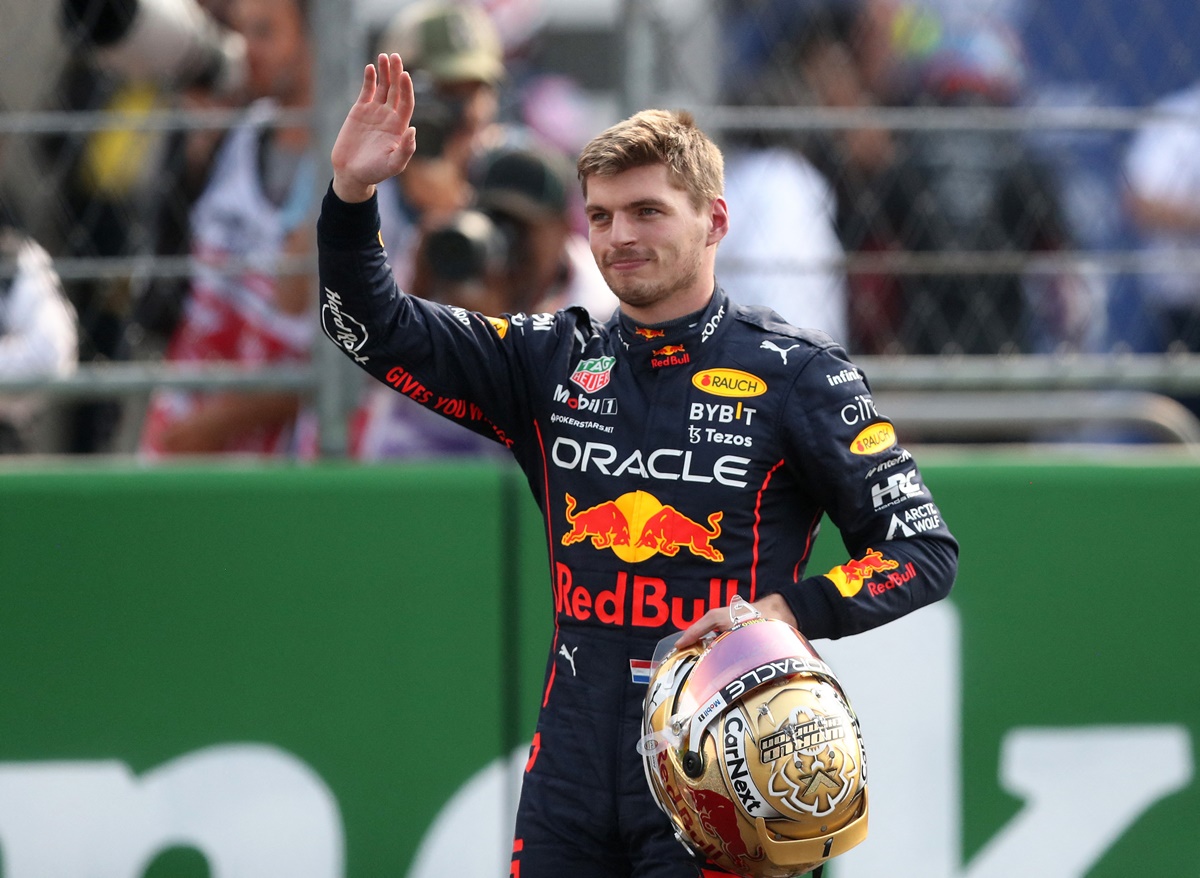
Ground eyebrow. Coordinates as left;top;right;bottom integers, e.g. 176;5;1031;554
585;197;673;213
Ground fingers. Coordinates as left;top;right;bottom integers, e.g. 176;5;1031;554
356;62;376;105
364;54;413;127
385;54;413;120
674;607;724;648
374;53;390;104
672;596;798;650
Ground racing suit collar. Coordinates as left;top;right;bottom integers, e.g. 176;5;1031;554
615;285;730;370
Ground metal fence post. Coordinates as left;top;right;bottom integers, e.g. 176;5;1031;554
619;0;655;117
311;0;366;457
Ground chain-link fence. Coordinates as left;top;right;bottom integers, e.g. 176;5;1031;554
3;0;1200;455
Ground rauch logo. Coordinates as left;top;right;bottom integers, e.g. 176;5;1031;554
692;369;767;398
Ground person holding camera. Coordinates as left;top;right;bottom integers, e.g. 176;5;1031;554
371;1;509;289
355;145;615;460
352;2;614;459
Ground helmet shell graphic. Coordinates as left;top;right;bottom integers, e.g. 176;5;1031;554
638;601;868;877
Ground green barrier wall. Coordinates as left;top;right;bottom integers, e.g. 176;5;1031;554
0;456;1196;876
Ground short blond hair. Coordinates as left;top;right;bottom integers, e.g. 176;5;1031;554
576;109;724;209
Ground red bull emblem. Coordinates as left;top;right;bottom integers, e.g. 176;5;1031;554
635;327;667;339
688;788;762;869
570;356;617;393
824;548;900;597
562;493;630;549
560;491;723;562
651;344;691;369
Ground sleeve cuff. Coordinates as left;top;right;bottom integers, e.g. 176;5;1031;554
317;181;382;246
760;576;840;641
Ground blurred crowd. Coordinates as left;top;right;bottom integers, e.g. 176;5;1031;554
0;0;1198;456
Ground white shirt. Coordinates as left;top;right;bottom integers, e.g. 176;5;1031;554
1124;82;1200;307
0;233;77;378
0;230;78;438
717;148;848;344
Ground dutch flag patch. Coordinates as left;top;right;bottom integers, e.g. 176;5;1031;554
630;659;654;684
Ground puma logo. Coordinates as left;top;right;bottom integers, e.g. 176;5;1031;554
761;340;801;364
558;643;579;676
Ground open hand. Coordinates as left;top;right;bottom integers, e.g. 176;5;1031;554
331;53;418;203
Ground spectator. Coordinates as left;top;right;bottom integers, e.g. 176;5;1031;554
718;0;896;350
139;0;317;456
353;2;614;460
871;14;1081;354
1124;79;1200;354
0;218;79;453
372;0;508;286
716;141;849;345
52;0;251;451
355;145;615;460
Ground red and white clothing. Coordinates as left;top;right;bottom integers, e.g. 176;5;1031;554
140;100;315;457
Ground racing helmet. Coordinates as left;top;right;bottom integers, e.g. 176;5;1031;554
638;598;868;878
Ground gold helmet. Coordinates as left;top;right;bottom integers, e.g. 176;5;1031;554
638;598;868;878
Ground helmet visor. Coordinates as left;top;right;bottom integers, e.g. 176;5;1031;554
675;620;836;750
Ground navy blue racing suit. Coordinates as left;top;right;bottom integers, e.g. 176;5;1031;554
317;186;958;877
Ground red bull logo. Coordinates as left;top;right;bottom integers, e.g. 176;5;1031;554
868;561;917;596
657;754;725;864
824;549;900;597
637;506;723;561
562;494;630;549
688;788;761;869
635;327;667;339
560;491;723;562
554;564;741;629
651;344;691;369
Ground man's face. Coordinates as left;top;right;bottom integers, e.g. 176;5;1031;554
435;80;499;169
584;164;721;314
232;0;310;103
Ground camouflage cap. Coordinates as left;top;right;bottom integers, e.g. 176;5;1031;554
379;1;505;86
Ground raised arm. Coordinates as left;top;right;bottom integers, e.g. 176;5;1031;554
330;53;418;204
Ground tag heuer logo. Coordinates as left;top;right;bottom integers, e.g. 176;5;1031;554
570;357;617;393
